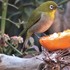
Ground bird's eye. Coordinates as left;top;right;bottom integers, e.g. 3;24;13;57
49;5;54;10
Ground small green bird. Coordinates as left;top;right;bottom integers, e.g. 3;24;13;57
20;1;58;48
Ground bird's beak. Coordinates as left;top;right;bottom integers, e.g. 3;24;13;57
57;5;63;9
57;5;64;12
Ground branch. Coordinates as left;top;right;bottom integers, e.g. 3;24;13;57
0;51;70;70
0;53;45;70
1;0;8;35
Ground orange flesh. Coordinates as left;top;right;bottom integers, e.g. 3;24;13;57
39;29;70;51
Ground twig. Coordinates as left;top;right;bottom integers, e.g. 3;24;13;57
5;41;23;55
0;16;20;28
58;0;69;5
0;0;18;9
1;0;8;35
8;3;18;9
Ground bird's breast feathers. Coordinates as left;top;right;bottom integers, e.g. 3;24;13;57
29;12;54;33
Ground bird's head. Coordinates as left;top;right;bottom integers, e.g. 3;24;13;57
37;1;59;19
38;1;58;12
44;1;58;12
45;1;58;19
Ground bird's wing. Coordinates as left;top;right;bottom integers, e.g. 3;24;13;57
26;11;41;30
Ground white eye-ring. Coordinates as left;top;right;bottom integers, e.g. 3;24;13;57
49;5;54;10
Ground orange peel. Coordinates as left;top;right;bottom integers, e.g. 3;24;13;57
39;29;70;51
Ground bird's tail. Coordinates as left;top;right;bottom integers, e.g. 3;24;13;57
19;21;28;36
19;28;27;36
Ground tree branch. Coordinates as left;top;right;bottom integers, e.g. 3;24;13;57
0;53;45;70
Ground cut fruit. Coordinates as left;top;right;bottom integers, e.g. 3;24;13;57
39;29;70;51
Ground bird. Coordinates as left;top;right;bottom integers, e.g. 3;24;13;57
19;1;59;48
